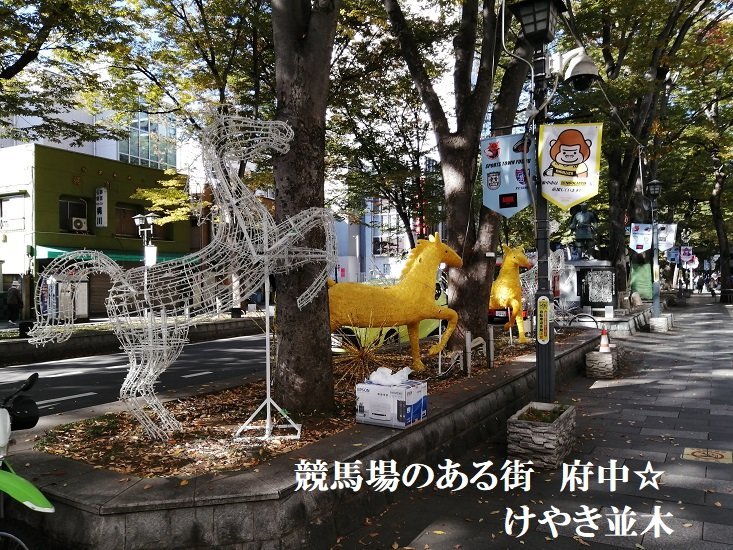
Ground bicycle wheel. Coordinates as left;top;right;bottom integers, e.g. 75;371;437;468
568;313;599;328
0;519;44;550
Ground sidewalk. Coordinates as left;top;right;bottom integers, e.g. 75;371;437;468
333;294;733;549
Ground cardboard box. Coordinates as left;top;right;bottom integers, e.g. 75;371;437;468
355;380;428;429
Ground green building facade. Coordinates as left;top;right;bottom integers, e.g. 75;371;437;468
0;144;193;319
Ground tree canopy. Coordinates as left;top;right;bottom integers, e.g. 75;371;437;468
0;0;134;144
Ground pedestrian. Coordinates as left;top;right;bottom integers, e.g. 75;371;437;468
696;276;704;293
6;280;22;325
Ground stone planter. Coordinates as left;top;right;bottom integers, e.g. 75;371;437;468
649;316;669;333
585;350;618;379
507;402;576;468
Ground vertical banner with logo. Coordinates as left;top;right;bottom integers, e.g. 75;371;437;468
680;246;694;263
665;247;680;263
629;223;653;252
480;133;534;218
538;123;603;210
657;223;677;251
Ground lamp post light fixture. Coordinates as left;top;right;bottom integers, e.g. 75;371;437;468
508;0;565;46
132;212;160;266
645;179;662;318
508;0;568;403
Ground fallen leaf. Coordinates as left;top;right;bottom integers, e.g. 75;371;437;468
179;479;189;486
432;530;446;535
143;484;152;490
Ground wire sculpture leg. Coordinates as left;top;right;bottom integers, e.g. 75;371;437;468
118;308;185;440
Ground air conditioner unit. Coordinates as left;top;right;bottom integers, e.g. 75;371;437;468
71;217;88;232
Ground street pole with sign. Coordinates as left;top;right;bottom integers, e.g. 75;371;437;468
508;0;566;402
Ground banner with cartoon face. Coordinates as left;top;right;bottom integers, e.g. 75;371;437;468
480;133;534;218
539;123;603;210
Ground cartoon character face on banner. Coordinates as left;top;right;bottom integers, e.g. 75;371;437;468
539;123;603;210
545;129;592;178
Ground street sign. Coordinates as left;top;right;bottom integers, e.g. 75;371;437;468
538;123;603;210
537;296;550;345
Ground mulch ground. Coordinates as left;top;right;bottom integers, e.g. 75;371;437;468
34;332;560;478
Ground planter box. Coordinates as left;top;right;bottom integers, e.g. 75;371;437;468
585;350;618;379
507;402;576;468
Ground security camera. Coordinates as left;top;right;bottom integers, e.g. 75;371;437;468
550;47;600;92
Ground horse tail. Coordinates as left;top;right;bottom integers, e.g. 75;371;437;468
29;250;124;346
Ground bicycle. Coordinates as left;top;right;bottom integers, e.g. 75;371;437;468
553;298;598;334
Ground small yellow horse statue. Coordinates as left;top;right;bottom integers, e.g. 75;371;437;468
328;233;462;371
489;244;533;343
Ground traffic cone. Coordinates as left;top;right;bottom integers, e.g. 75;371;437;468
599;328;611;353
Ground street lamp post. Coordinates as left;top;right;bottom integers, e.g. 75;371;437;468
645;179;662;318
132;212;160;267
509;0;566;403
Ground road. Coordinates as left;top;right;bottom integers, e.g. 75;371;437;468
0;334;267;415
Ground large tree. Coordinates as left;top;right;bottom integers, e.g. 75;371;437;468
562;0;733;298
382;0;531;349
102;0;276;132
270;0;340;414
328;11;444;248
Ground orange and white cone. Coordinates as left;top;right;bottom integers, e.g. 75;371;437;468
599;328;611;353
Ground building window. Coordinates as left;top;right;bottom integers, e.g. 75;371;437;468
58;197;89;232
115;204;170;240
0;195;25;231
118;112;177;169
115;204;141;237
369;199;405;257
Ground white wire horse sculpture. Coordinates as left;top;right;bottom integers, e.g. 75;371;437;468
29;108;337;440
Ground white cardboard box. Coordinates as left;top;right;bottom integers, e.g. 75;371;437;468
355;380;428;429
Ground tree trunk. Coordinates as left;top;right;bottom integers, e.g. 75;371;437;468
271;0;339;414
382;0;511;356
710;160;731;290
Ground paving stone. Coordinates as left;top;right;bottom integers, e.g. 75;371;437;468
640;427;710;440
703;522;733;544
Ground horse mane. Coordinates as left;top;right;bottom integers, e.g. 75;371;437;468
400;239;430;280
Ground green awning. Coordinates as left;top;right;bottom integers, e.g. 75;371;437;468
36;245;187;263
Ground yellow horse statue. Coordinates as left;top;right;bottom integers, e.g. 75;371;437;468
328;233;462;371
489;244;533;343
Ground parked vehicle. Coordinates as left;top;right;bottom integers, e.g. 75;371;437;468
0;373;54;549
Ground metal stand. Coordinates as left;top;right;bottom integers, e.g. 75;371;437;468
234;274;301;440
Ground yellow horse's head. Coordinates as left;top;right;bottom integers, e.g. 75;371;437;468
501;244;532;269
401;233;462;281
428;233;463;268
